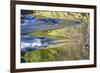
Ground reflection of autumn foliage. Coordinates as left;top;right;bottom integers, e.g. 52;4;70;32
21;10;90;62
30;11;89;22
21;22;89;62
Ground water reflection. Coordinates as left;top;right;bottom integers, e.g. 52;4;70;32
21;15;81;52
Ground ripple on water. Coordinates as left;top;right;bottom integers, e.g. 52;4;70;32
21;35;55;52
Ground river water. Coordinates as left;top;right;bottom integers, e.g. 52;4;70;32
21;15;81;52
